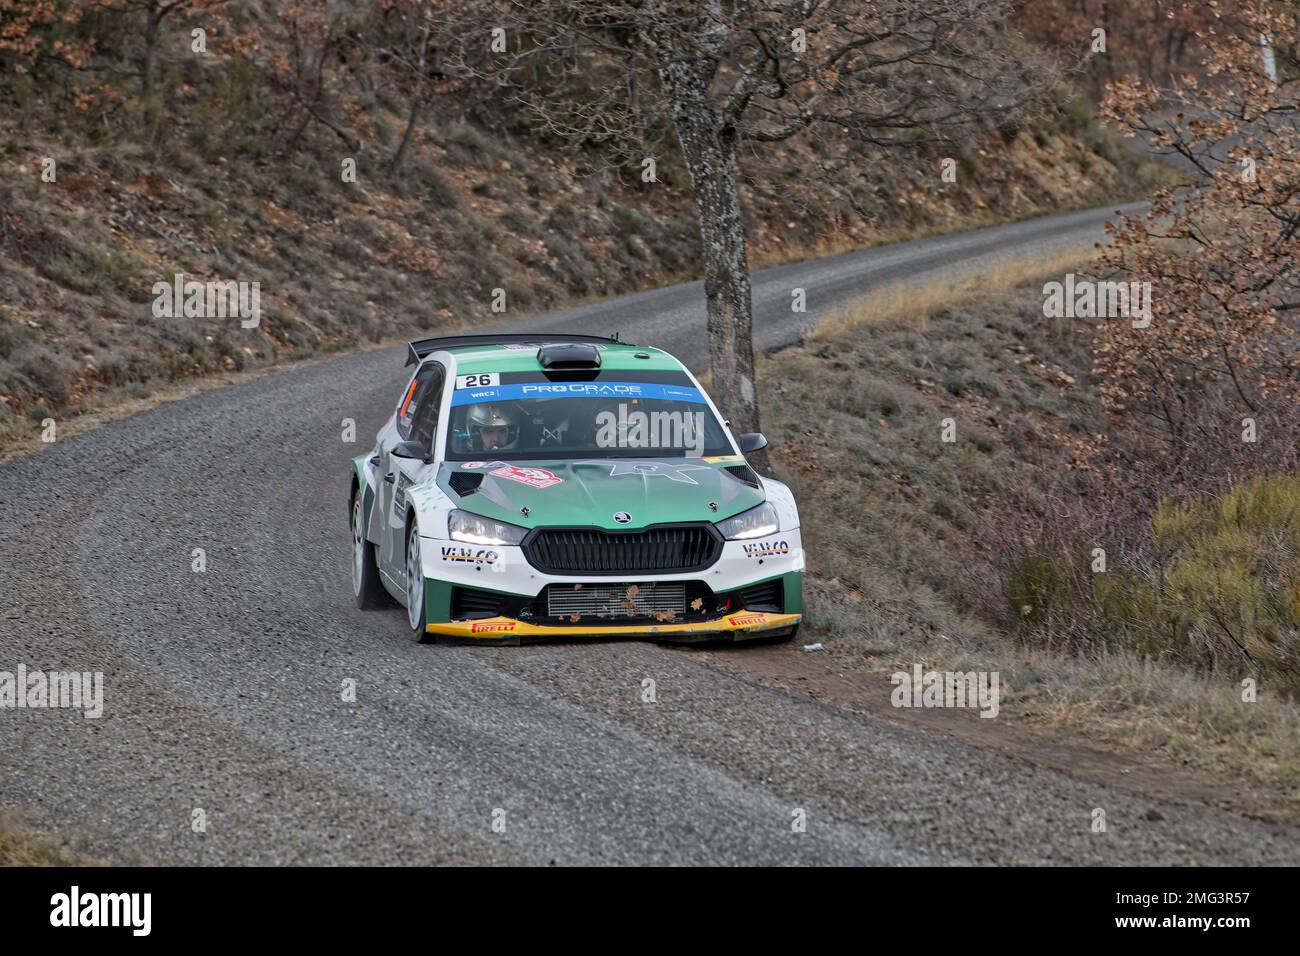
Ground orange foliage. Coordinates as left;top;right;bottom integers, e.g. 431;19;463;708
1096;1;1300;441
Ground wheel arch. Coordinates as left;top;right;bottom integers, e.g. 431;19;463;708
404;504;419;553
350;458;378;543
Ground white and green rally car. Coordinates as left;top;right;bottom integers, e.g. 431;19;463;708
348;334;803;643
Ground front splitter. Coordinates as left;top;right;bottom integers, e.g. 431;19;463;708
425;611;801;644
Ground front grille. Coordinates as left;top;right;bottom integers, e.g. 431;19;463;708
546;582;686;620
523;524;721;575
450;586;506;619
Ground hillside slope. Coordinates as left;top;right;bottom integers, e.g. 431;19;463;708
1;73;1163;449
764;277;1300;814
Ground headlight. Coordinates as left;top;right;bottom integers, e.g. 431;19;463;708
448;509;528;546
716;502;779;540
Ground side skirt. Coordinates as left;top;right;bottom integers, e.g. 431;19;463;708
379;569;406;606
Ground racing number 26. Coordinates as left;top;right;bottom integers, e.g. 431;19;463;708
456;373;500;389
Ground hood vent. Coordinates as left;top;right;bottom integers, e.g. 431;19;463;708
724;464;761;489
448;472;484;497
537;343;602;370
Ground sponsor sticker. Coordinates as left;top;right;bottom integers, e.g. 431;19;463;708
392;473;412;519
450;381;706;406
461;461;486;469
728;614;767;627
470;620;517;633
741;539;790;558
490;464;563;489
441;546;499;565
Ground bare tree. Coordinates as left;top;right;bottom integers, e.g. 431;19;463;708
99;0;230;98
355;1;465;176
269;0;360;154
447;0;1041;467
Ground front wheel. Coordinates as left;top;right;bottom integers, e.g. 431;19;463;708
352;489;388;610
406;519;433;643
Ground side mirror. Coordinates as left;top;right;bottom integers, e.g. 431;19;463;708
739;432;768;454
391;440;431;463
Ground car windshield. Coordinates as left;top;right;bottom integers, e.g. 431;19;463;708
445;370;733;460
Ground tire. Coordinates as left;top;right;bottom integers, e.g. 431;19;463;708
351;488;388;610
405;519;433;643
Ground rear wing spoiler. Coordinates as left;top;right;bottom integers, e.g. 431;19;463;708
405;333;626;366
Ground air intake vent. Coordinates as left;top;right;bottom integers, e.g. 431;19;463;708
523;524;722;575
739;578;783;613
537;343;602;369
448;472;483;496
450;586;506;619
546;582;686;620
724;464;761;488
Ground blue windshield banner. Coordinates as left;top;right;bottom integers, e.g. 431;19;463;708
450;381;708;406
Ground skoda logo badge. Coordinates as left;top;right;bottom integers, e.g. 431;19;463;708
613;512;632;524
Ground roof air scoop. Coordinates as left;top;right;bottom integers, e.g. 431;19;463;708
537;343;602;370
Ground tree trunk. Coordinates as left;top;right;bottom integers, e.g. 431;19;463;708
389;89;424;177
142;10;161;98
650;6;769;471
667;99;768;471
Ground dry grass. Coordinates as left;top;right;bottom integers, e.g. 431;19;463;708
768;260;1300;806
827;598;1300;813
0;813;92;865
1017;648;1300;795
810;239;1102;337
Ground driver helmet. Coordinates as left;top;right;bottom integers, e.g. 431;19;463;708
468;404;519;452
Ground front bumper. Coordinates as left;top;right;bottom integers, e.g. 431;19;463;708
421;529;805;598
426;610;801;643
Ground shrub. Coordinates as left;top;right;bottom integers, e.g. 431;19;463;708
18;351;79;406
1011;475;1300;694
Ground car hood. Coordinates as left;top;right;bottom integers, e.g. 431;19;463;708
437;457;764;531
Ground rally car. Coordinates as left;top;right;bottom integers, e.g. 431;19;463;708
348;333;803;643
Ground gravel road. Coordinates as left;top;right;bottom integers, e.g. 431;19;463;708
3;203;1297;864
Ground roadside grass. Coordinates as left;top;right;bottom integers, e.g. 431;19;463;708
765;268;1300;807
810;239;1102;337
0;813;92;865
